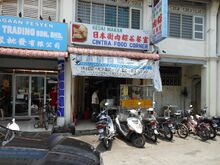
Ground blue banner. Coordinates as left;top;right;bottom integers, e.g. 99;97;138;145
152;0;168;44
0;16;67;51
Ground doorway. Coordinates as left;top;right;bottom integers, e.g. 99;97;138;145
14;75;57;117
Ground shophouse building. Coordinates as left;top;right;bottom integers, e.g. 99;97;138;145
1;0;220;128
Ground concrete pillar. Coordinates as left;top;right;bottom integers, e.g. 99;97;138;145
201;65;207;109
217;60;220;115
64;60;72;125
205;0;219;116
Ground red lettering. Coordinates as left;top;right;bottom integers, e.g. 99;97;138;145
129;35;135;42
114;34;121;41
93;32;99;38
107;33;114;40
122;34;129;41
100;32;106;39
157;14;162;24
143;36;149;43
136;36;142;43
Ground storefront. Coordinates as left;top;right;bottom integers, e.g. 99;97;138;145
68;21;162;127
0;16;67;120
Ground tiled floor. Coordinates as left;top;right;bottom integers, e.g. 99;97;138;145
0;118;96;133
75;120;96;131
0;118;53;132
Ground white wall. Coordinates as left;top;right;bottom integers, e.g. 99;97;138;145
158;38;205;57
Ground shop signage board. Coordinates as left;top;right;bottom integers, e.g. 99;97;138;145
152;0;168;44
70;54;155;79
71;22;150;50
0;16;67;51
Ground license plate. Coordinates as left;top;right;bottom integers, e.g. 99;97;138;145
168;124;173;127
98;129;104;133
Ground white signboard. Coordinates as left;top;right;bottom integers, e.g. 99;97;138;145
71;23;149;50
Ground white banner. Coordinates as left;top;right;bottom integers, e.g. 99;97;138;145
70;54;159;80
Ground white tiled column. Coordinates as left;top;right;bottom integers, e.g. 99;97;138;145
206;0;219;116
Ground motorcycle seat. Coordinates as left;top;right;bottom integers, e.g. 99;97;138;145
156;117;170;122
213;116;220;120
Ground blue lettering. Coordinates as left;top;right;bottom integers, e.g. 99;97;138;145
113;41;127;47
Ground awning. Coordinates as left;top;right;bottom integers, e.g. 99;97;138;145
68;47;160;60
0;47;68;59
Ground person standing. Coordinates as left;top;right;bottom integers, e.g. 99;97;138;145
49;86;58;112
91;90;99;121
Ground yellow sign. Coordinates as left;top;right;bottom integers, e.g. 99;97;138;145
121;99;153;108
121;85;128;96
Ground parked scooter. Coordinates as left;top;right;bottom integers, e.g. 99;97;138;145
115;109;145;148
96;102;116;150
181;105;211;141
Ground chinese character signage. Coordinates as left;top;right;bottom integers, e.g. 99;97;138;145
70;54;155;79
71;23;149;50
152;0;168;44
0;16;67;51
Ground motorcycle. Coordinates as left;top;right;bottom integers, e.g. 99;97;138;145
171;112;189;139
96;102;116;150
139;107;159;143
156;116;175;141
182;105;211;141
196;106;217;139
115;109;145;148
212;116;220;133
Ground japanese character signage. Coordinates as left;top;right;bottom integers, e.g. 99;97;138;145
70;54;155;79
0;16;67;51
152;0;168;44
71;23;149;50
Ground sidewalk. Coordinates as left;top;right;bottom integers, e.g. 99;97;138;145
75;134;220;165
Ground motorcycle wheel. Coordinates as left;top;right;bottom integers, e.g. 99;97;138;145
102;138;112;150
177;123;189;138
146;130;157;143
131;134;145;148
209;126;216;139
197;124;210;141
163;126;173;141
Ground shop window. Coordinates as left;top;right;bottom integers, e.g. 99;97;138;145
76;0;141;29
131;9;140;29
169;13;204;40
105;5;117;27
91;3;104;25
118;7;129;28
160;67;181;86
168;1;206;40
1;0;58;21
194;16;204;40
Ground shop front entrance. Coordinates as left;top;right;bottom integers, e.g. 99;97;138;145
15;75;45;117
14;74;57;118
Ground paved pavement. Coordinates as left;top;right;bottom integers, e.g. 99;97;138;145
74;134;220;165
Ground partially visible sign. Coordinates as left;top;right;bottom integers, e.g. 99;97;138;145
0;16;67;51
71;23;149;50
70;54;155;79
121;99;153;109
152;0;168;44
